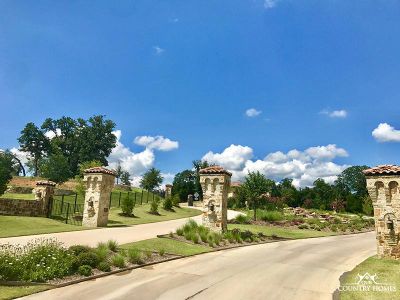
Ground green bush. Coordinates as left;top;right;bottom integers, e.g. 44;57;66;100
191;233;200;244
234;214;251;224
172;194;180;207
97;261;111;272
163;197;173;211
94;246;109;263
223;231;235;243
107;240;119;252
78;265;92;277
258;210;285;222
127;248;143;265
77;251;99;268
298;224;309;229
121;194;134;216
69;245;92;256
199;230;208;243
149;198;160;215
144;250;152;259
176;228;184;236
112;254;126;268
158;247;166;256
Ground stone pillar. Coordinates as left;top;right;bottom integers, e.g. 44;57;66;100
187;194;193;206
82;167;116;227
199;166;231;233
165;184;173;198
364;165;400;259
34;180;56;216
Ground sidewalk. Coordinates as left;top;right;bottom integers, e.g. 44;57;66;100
0;208;242;247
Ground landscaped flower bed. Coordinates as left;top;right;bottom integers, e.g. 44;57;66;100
0;238;176;286
229;208;375;234
165;219;288;250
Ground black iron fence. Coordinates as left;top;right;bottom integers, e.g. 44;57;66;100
48;197;84;226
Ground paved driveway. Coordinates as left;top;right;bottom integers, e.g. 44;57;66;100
22;232;376;300
0;208;242;247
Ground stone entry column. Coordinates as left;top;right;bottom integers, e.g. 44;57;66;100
165;184;172;198
82;167;116;227
199;166;231;233
34;180;56;216
364;165;400;258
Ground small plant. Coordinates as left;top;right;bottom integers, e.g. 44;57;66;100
77;251;99;268
144;250;152;259
184;231;192;241
258;210;285;222
78;265;92;277
199;231;208;243
176;228;184;236
172;194;180;207
234;214;251;224
112;254;126;268
158;247;166;256
207;233;215;247
191;233;200;244
127;248;143;264
95;246;109;263
298;224;309;230
107;240;119;252
169;231;174;238
163;197;173;211
97;261;111;272
69;245;91;256
121;194;134;216
149;198;160;215
224;231;235;243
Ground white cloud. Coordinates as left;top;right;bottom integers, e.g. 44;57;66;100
264;0;277;9
245;108;262;117
202;144;349;188
10;147;30;166
203;144;253;171
134;135;179;151
153;46;165;55
161;172;175;186
372;123;400;142
320;109;348;118
44;128;61;139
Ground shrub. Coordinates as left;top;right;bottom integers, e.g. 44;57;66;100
199;231;208;243
112;254;126;268
169;231;174;238
234;214;251;224
149;198;160;215
95;247;109;263
69;245;91;256
158;247;166;256
127;248;143;265
191;233;200;244
231;229;243;243
77;251;99;268
224;231;235;243
163;197;173;211
107;240;119;252
97;261;111;272
176;228;184;236
258;210;284;222
78;265;92;277
330;225;338;232
298;224;309;230
144;250;152;259
172;194;180;207
121;194;134;216
184;231;192;241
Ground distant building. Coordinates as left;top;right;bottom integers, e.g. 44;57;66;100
228;181;242;198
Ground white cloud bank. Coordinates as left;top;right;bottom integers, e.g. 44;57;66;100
245;108;262;117
107;131;178;186
372;123;400;143
202;144;349;188
320;109;347;118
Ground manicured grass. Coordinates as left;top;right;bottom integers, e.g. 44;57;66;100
0;216;87;238
107;205;201;227
0;285;49;300
340;256;400;300
228;224;335;239
121;238;212;256
0;193;34;200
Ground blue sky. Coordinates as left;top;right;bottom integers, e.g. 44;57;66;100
1;0;399;186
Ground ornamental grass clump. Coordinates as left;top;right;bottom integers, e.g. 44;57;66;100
127;248;143;265
107;240;119;253
112;254;126;268
97;261;111;272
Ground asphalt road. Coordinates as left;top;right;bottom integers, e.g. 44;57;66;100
22;231;376;300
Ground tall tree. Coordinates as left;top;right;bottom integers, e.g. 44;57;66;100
120;171;131;186
115;162;123;185
140;168;163;191
242;171;270;220
18;123;50;176
192;160;212;199
0;150;14;195
335;166;369;197
40;153;71;183
172;170;196;201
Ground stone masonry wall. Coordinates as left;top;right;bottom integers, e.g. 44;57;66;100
0;198;45;217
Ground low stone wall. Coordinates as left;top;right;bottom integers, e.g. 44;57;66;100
0;198;45;217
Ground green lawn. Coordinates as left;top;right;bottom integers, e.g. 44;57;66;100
340;256;400;300
0;285;49;300
121;238;211;256
0;216;88;238
228;224;335;239
0;193;34;200
107;205;201;227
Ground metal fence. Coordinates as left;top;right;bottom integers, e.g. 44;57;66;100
48;197;84;226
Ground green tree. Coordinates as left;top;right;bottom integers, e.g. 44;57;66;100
362;195;373;216
121;194;134;216
242;171;270;221
18;122;50;176
277;178;298;207
40;153;71;183
75;160;102;196
115;162;123;185
0;151;15;195
172;170;196;201
335;166;369;197
192;160;212;199
312;178;335;210
140;168;163;192
120;171;131;186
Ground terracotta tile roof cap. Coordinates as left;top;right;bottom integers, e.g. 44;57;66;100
199;166;232;176
165;184;173;187
36;180;56;187
84;167;116;176
363;165;400;176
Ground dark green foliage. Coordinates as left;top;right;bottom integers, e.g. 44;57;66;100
112;254;126;268
362;196;374;216
149;198;160;215
0;151;14;195
69;245;92;256
40;153;71;183
78;265;92;276
77;251;99;268
163;197;173;211
120;171;131;186
234;214;251;224
127;248;143;264
257;210;284;222
97;262;111;272
172;194;181;207
121;194;134;216
140;168;163;191
172;170;196;202
107;240;119;252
